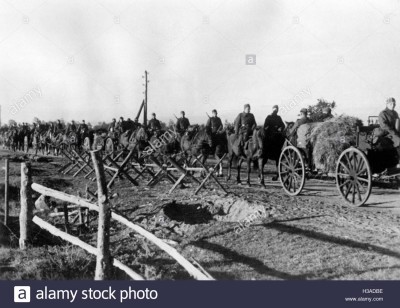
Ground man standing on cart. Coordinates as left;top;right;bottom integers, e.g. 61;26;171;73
378;97;400;166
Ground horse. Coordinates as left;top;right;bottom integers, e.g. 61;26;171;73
226;122;293;187
180;125;213;167
226;128;264;186
115;126;150;158
148;128;181;160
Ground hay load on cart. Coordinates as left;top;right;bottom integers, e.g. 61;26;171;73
278;114;400;206
309;115;361;172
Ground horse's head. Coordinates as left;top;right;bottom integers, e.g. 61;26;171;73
225;123;235;135
186;125;199;139
136;127;148;142
196;127;213;149
284;121;294;137
253;127;264;152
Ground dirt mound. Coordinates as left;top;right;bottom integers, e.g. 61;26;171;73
211;197;267;223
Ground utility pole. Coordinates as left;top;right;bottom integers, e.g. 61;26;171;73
143;71;148;127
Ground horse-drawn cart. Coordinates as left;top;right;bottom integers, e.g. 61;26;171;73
278;122;400;206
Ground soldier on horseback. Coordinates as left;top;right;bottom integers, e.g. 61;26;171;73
148;112;162;136
176;111;190;136
234;104;257;157
116;117;125;134
108;118;117;132
206;109;223;134
263;105;285;135
54;119;64;134
67;120;77;134
79;120;88;133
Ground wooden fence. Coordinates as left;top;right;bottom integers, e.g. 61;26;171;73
16;152;213;280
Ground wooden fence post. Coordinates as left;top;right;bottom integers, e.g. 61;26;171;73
4;159;9;226
19;162;33;250
63;204;70;233
90;150;112;280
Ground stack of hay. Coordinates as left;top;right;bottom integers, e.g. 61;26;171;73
309;115;361;172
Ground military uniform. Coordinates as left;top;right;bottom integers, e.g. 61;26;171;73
234;112;257;141
148;118;162;131
176;117;190;134
206;116;223;134
79;123;88;133
54;122;64;134
288;117;311;146
108;121;116;132
115;121;125;133
290;117;310;135
67;123;77;134
263;112;285;134
378;107;400;147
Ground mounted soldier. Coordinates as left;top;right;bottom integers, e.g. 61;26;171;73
116;117;125;134
234;103;257;157
79;120;88;134
148;112;162;136
66;120;77;134
378;97;400;165
108;118;117;133
54;119;64;134
176;111;190;136
263;105;285;135
206;109;223;135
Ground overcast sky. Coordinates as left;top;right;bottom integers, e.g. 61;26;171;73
1;0;400;125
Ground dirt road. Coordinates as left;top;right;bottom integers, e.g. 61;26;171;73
0;150;399;280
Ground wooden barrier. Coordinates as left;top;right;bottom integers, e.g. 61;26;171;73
31;183;213;280
32;216;143;280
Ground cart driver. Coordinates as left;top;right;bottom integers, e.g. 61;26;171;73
378;97;400;166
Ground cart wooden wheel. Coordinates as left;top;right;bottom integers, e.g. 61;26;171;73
83;137;91;151
278;146;306;196
24;136;29;153
104;138;114;158
336;147;372;206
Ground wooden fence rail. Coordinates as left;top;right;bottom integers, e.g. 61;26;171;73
31;182;214;280
32;216;143;280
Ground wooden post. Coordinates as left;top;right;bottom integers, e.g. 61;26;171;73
144;70;148;127
4;159;9;226
19;162;33;250
90;150;112;280
63;203;70;233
